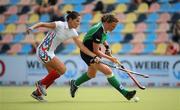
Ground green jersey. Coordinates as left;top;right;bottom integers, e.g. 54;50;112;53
83;22;108;51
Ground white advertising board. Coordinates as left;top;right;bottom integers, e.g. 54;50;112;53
0;55;179;87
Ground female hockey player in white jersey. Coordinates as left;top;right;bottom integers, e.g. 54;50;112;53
27;11;99;102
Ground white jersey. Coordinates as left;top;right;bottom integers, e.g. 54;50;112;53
37;21;79;63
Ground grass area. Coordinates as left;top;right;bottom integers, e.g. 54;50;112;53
0;86;179;110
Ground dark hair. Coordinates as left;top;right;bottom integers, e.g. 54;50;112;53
101;14;118;23
66;11;80;21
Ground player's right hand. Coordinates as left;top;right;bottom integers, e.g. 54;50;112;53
90;56;101;64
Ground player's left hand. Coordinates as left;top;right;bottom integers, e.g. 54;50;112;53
105;48;112;56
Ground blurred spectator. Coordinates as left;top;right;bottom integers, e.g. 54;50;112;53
166;42;180;55
166;20;180;55
127;0;144;13
144;0;157;6
172;20;180;43
82;0;95;5
34;0;58;14
34;0;51;14
92;1;104;14
105;4;115;13
121;34;133;43
34;0;64;22
0;5;7;14
50;3;65;22
169;0;180;4
133;0;144;4
0;34;2;40
133;0;157;6
81;0;95;14
18;5;30;15
0;44;10;54
127;3;138;13
171;13;180;23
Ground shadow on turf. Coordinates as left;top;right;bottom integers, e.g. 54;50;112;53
0;100;134;104
48;100;134;104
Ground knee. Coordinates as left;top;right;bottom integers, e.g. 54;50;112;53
57;66;67;75
87;73;96;78
105;68;112;75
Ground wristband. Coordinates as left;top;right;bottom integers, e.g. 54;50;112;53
105;45;109;49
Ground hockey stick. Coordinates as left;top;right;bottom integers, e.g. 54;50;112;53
100;61;149;78
100;60;146;90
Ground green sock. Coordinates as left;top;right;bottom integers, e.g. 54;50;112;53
75;72;91;86
107;75;128;96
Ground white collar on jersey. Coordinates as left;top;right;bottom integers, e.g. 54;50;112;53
64;22;71;30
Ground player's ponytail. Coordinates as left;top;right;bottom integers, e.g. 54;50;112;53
66;11;80;21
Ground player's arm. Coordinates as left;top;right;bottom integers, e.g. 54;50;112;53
93;42;117;63
73;37;97;58
92;28;117;63
27;22;56;34
103;41;112;56
103;41;109;48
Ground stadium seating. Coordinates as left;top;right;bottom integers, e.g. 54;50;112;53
18;0;31;5
148;2;160;13
40;14;50;22
5;14;18;24
7;43;22;54
4;6;18;15
154;43;167;55
17;14;28;24
135;3;149;13
12;33;24;43
16;24;26;33
145;33;157;43
130;43;144;54
21;34;35;43
0;0;179;55
131;33;146;43
81;13;93;23
107;32;123;43
61;43;76;54
62;4;74;14
0;34;13;44
4;24;16;33
20;43;32;54
9;0;20;5
134;23;147;33
114;4;127;13
143;43;156;54
118;43;133;54
0;24;5;33
0;15;5;23
111;43;122;54
28;13;39;24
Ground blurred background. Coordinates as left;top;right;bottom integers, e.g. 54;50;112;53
0;0;180;110
0;0;180;88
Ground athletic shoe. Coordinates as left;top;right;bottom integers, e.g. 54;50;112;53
35;81;47;96
124;90;136;100
31;91;47;102
70;80;78;98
